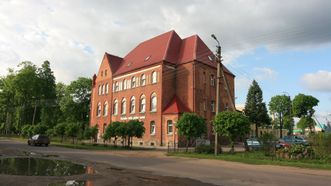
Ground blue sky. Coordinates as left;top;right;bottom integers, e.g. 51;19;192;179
0;0;330;123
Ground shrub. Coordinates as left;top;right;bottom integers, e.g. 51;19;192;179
259;132;277;156
196;144;214;154
309;133;331;160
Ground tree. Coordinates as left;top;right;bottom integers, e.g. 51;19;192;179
268;95;292;138
297;116;315;134
292;94;319;132
54;123;67;143
214;111;250;153
244;80;270;137
176;112;206;151
107;121;122;146
33;124;48;135
65;123;80;144
126;120;145;148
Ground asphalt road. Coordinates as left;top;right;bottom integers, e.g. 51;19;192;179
1;140;331;186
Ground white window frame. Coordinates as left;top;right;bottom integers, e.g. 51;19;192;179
140;95;146;113
167;120;173;135
121;99;126;115
131;76;136;88
141;74;146;86
150;121;156;135
130;96;135;114
97;102;101;117
151;71;157;84
103;102;108;116
150;93;157;112
113;100;118;115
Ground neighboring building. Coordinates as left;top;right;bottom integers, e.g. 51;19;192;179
90;30;235;147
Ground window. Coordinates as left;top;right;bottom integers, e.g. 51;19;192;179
106;83;109;94
203;71;206;84
150;93;157;112
130;96;135;114
103;102;108;116
97;102;101;117
113;100;118;115
211;101;215;112
121;98;126;115
141;74;146;86
115;82;119;91
102;84;105;94
104;70;107;76
139;95;146;113
167;120;173;135
151;71;157;84
131;77;136;88
210;75;215;86
150;121;156;135
123;79;127;90
98;85;101;95
101;71;103;77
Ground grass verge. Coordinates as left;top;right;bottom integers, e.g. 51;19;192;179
167;151;331;170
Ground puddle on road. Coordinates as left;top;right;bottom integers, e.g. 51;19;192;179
0;157;91;176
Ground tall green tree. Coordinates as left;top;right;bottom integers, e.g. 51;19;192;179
176;112;206;151
269;94;293;137
214;111;250;153
244;80;270;137
292;94;319;132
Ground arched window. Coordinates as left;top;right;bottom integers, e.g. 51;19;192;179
102;84;105;94
150;121;156;135
115;82;119;91
113;100;118;115
140;74;146;86
105;83;109;94
123;79;127;90
151;71;157;84
131;77;136;88
130;96;135;114
150;93;157;112
97;102;101;117
167;120;173;135
103;102;108;116
139;95;146;113
98;85;101;95
121;98;126;115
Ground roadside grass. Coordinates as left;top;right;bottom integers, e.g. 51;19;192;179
167;151;331;170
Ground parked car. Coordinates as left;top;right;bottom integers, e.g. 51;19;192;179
245;138;262;151
276;135;308;149
28;134;50;146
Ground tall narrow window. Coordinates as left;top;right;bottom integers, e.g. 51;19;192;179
130;96;135;114
97;102;101;117
104;70;107;76
141;74;146;86
150;93;157;112
121;98;126;115
140;95;146;113
105;83;109;94
123;79;127;90
210;75;215;86
115;82;119;91
103;102;108;116
167;120;173;135
101;71;103;77
98;85;101;95
211;101;215;112
131;77;136;88
102;84;105;94
113;100;118;115
151;71;157;84
150;121;156;135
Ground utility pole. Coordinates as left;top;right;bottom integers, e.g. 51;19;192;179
211;34;235;156
211;34;221;156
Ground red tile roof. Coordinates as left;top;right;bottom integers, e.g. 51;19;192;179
105;30;234;76
163;96;190;114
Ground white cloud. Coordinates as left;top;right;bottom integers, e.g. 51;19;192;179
302;70;331;92
0;0;331;83
254;67;278;80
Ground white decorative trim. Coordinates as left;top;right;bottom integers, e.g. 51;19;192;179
113;65;161;80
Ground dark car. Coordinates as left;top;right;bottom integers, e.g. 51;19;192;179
245;138;262;151
28;134;50;146
276;135;308;149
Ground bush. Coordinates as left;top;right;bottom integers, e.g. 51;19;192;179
259;132;277;156
309;133;331;160
196;144;214;154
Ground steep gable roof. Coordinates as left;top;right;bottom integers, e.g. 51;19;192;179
163;96;190;114
104;30;234;77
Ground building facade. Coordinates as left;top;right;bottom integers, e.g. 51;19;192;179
90;30;235;147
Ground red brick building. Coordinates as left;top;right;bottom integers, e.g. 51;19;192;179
90;30;235;147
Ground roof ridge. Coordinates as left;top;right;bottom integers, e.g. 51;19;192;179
193;35;198;60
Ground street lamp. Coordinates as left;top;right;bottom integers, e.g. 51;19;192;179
211;34;222;156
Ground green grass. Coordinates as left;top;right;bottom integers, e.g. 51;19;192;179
167;151;331;170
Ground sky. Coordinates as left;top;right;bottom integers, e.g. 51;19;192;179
0;0;330;123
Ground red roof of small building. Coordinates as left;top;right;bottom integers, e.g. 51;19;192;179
163;96;190;114
105;30;234;76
